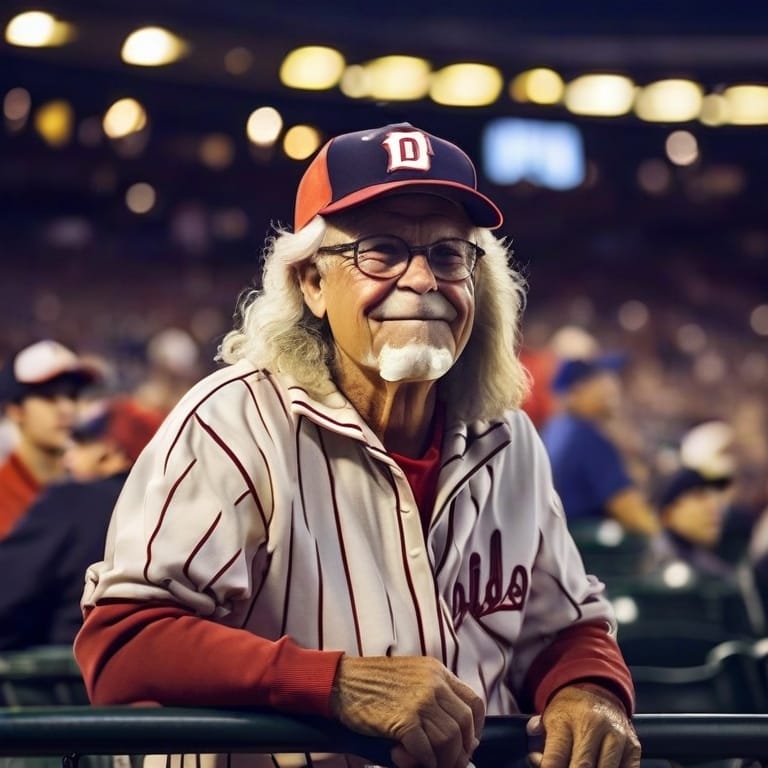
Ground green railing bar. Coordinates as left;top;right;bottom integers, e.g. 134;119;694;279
1;708;392;761
481;714;768;763
0;709;767;763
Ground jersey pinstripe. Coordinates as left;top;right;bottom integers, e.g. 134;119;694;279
83;358;615;721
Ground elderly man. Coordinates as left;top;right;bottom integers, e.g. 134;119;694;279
75;123;640;768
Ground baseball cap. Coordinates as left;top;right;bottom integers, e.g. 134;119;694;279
294;122;503;232
0;340;102;403
680;420;736;479
72;397;164;463
551;353;627;394
656;467;733;509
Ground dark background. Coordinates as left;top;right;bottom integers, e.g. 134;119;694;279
1;1;766;467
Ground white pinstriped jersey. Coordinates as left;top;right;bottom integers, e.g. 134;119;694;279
83;358;615;719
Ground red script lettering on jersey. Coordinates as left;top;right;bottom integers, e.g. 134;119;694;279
451;529;528;628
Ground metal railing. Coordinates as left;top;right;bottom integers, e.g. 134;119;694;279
1;708;767;766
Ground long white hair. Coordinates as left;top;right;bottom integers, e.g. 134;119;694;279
218;217;530;421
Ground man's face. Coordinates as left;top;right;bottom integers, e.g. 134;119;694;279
299;194;477;386
572;371;622;418
6;379;81;454
664;487;729;548
65;439;110;481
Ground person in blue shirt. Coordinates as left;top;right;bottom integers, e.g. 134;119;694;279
540;356;661;537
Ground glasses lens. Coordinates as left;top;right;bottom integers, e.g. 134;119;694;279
356;236;409;278
428;240;475;280
353;236;477;280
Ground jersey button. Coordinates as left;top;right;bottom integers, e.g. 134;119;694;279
409;546;422;558
400;507;411;515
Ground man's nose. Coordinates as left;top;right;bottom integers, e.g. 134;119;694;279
396;252;438;293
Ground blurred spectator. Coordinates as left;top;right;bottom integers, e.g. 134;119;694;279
676;419;753;565
653;466;735;579
521;325;600;429
65;396;165;480
648;420;768;635
0;396;164;650
132;327;204;415
0;340;101;539
540;355;661;537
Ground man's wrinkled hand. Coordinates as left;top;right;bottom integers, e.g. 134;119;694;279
330;655;484;768
528;684;641;768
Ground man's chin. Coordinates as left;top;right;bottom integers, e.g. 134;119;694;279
376;342;455;383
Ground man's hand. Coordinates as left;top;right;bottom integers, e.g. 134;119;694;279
329;655;485;768
526;684;641;768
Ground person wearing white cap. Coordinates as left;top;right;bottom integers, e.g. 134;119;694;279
75;123;640;768
0;339;101;538
653;466;736;579
0;396;163;650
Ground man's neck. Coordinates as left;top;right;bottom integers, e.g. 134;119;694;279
337;371;438;457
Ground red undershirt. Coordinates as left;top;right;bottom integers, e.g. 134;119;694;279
389;401;446;536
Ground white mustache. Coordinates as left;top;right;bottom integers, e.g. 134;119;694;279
369;293;457;322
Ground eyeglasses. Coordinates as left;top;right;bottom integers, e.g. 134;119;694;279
316;234;484;282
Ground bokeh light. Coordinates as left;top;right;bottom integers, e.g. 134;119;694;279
125;182;156;214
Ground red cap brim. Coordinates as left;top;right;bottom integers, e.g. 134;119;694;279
314;179;503;230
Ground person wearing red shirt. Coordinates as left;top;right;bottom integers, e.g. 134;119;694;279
0;339;101;538
0;395;163;650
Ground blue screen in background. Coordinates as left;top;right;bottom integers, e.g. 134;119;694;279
481;118;586;190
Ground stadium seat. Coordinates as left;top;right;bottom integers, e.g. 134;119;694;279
0;645;88;707
608;569;759;636
630;638;768;714
568;519;652;584
617;619;752;667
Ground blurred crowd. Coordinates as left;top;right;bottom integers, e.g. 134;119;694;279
1;241;765;511
0;237;766;651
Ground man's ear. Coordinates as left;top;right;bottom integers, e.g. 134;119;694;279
4;402;23;427
297;261;327;319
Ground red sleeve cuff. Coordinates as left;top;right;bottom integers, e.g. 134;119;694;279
266;636;343;716
521;622;635;715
